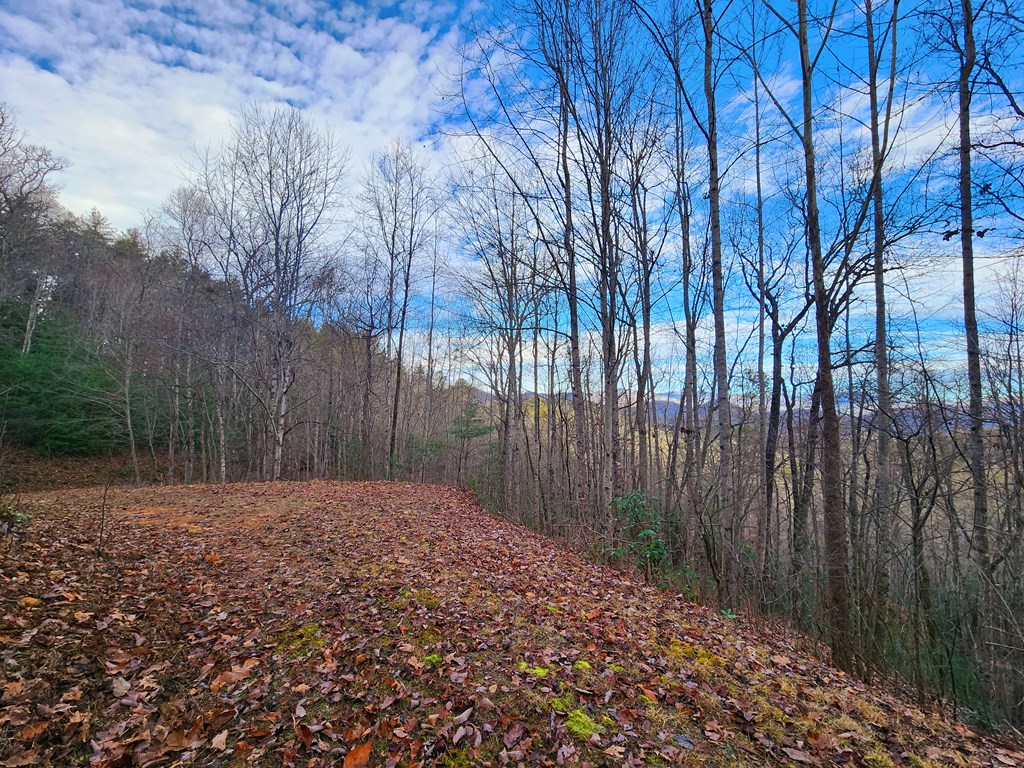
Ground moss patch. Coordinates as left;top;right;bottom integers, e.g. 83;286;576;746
551;691;575;714
517;661;549;677
564;709;602;740
862;748;895;768
275;622;325;657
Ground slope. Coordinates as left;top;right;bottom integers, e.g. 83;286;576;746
1;481;1021;767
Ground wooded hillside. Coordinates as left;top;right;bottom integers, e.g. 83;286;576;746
2;0;1024;728
2;482;1021;767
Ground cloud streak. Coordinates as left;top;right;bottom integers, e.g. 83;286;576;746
0;0;465;228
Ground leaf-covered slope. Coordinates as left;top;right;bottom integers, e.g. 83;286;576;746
1;482;1021;767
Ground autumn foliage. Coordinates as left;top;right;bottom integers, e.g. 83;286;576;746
1;482;1021;766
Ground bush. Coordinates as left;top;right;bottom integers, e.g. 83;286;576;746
611;491;667;582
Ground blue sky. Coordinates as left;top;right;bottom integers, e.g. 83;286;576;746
1;0;1017;388
0;0;469;228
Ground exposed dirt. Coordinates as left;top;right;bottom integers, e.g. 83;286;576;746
1;481;1021;767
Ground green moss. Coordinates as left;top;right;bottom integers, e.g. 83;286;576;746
545;604;564;614
564;709;602;740
517;661;549;677
572;660;592;671
442;750;470;768
609;663;627;673
423;653;443;668
551;692;576;714
275;623;325;657
392;587;442;610
665;639;724;678
414;588;441;609
862;748;895;768
418;627;441;644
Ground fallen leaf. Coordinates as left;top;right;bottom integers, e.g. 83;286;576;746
343;742;372;768
3;681;24;699
782;747;819;765
504;722;525;748
16;721;48;740
17;597;41;609
1;749;42;766
211;730;229;751
112;677;131;697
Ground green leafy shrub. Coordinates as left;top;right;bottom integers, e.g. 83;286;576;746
611;492;667;582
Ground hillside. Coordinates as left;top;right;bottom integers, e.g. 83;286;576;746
1;482;1021;767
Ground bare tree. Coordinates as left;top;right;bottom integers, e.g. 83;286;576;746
193;103;347;481
359;141;439;479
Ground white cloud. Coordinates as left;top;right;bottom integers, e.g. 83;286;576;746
0;0;466;230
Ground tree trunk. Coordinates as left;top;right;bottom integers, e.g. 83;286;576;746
797;0;854;672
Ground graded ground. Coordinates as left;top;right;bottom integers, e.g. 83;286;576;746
2;481;1022;767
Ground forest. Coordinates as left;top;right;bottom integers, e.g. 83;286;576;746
1;0;1023;730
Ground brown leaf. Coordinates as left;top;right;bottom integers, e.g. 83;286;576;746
343;742;372;767
806;730;835;750
16;721;48;740
17;597;41;609
3;681;24;700
211;730;229;751
781;747;820;765
451;706;473;725
1;749;42;767
210;659;259;693
504;722;525;748
296;723;313;747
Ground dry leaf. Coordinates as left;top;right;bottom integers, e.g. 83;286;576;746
343;742;372;768
111;677;131;697
781;747;819;765
16;721;48;740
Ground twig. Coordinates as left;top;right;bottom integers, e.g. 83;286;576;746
97;479;112;558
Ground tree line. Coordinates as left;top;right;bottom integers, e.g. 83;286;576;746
1;0;1023;726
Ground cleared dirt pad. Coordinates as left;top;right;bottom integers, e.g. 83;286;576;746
1;481;1021;767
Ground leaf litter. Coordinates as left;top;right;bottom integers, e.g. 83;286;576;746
2;481;1022;767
